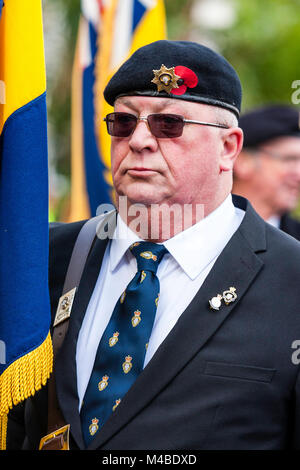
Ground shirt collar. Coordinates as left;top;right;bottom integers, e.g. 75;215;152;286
110;194;241;279
164;194;240;279
109;216;144;272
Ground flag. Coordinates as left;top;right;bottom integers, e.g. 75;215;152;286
69;0;167;221
0;0;52;449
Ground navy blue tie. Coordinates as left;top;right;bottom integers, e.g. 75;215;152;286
80;241;167;446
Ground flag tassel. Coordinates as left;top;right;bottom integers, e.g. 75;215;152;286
0;332;53;450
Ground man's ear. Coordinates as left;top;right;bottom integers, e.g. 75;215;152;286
219;127;244;172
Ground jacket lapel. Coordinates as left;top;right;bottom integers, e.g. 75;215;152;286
55;236;108;449
89;196;267;449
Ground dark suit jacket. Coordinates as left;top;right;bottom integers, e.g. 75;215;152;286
7;196;300;450
280;214;300;241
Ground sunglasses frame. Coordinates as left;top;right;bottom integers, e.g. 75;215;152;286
103;112;229;138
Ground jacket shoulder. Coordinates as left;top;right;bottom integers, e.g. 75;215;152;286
49;220;87;319
264;221;300;270
280;214;300;241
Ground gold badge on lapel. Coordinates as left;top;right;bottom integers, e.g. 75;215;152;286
209;294;223;311
209;287;237;311
222;287;237;305
53;287;77;327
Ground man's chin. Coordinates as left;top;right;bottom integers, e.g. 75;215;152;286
116;189;166;207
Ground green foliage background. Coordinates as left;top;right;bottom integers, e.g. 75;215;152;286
45;0;300;219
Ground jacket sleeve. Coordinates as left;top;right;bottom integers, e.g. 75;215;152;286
6;403;26;450
292;365;300;449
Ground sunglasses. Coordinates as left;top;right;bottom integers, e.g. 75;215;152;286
103;112;229;139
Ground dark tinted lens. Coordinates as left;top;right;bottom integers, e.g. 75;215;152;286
148;114;184;138
106;112;137;137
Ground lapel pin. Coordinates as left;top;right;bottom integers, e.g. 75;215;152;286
209;287;237;311
209;294;223;311
222;287;237;305
53;287;77;327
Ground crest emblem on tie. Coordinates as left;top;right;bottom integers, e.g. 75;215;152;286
120;290;126;304
155;294;160;307
122;355;133;374
131;310;141;327
140;251;157;261
130;242;140;249
89;418;99;436
140;270;147;283
109;332;119;347
98;375;109;391
112;399;121;411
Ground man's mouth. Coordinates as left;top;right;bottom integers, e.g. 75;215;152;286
127;167;157;176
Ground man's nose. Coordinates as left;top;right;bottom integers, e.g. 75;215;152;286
128;117;158;153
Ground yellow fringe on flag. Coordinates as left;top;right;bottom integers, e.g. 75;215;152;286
0;332;53;450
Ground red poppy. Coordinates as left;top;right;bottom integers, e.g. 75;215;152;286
171;66;198;96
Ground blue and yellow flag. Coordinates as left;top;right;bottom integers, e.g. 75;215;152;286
0;0;52;449
69;0;167;221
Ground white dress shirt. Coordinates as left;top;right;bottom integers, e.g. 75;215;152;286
267;215;281;228
76;194;245;408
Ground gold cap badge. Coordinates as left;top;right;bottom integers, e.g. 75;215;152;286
152;64;181;94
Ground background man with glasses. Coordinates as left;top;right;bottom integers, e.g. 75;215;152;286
233;105;300;240
7;40;300;450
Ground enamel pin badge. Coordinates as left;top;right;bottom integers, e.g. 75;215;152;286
53;287;77;327
209;287;237;311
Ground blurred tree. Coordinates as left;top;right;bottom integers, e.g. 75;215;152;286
210;0;300;112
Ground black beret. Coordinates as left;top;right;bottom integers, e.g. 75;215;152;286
104;40;242;118
239;104;300;147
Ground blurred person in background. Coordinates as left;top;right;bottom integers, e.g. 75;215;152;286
233;105;300;240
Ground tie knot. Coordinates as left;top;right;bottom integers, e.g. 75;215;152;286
130;241;167;273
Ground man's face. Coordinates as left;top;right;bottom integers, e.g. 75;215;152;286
110;96;231;213
250;136;300;214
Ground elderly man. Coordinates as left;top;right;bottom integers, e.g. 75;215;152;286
233;105;300;240
7;40;300;450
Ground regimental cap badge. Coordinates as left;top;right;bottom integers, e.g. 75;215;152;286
152;64;198;96
152;64;181;94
